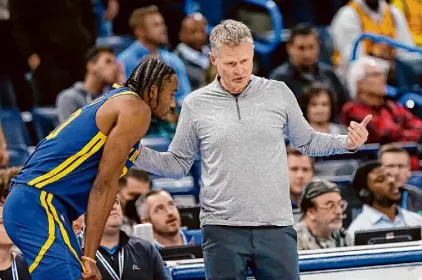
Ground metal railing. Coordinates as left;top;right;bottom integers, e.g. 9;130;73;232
350;32;422;62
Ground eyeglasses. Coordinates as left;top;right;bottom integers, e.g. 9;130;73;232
316;200;348;212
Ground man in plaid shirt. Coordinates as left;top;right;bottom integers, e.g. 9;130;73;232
341;56;422;144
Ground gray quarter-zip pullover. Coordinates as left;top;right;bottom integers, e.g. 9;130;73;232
135;75;350;227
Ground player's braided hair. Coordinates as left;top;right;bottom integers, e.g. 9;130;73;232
124;58;176;106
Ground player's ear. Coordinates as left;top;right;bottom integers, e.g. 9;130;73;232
148;84;158;101
140;216;149;223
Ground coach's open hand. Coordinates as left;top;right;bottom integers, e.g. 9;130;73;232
82;260;102;280
345;115;372;151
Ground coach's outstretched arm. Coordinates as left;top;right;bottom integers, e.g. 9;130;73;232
82;97;151;279
135;99;199;179
281;82;370;155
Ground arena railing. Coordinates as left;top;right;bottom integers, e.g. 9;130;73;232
165;241;422;279
350;33;422;62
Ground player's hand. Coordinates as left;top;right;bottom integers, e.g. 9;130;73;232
82;259;102;280
346;115;372;151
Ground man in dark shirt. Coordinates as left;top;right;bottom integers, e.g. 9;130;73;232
378;143;422;214
174;13;209;91
270;23;350;117
95;198;169;280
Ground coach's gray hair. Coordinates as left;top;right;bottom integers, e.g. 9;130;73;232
347;56;385;99
209;19;253;54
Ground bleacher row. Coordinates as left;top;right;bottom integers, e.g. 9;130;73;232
2;103;421;204
95;1;422;120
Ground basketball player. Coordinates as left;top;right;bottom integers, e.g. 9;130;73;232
3;59;178;280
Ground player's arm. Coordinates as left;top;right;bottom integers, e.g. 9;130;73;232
134;100;199;178
83;99;151;260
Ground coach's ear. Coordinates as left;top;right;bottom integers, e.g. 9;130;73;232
209;51;217;66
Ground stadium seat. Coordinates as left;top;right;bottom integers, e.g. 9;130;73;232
395;57;422;94
1;107;30;166
408;172;422;189
317;27;334;66
397;92;422;118
179;206;200;229
0;75;16;108
152;176;199;204
183;229;202;245
321;175;352;186
30;107;59;143
96;36;135;55
315;159;361;176
7;147;29;167
141;137;171;152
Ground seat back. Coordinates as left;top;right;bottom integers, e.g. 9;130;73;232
1;107;30;166
31;107;59;143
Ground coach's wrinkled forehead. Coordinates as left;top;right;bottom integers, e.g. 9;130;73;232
209;19;254;54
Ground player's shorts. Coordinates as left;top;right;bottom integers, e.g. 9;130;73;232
3;183;85;280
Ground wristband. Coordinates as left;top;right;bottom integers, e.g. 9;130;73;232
81;256;96;264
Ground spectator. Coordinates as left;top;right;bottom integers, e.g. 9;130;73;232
347;161;422;244
56;46;121;122
118;168;151;236
94;0;120;37
72;215;85;236
118;5;191;106
299;83;360;177
270;23;350;114
378;143;422;214
341;56;422;143
0;124;9;168
287;146;315;210
330;0;416;80
299;82;348;133
392;0;422;47
136;190;196;248
0;0;32;111
9;0;96;106
174;13;209;91
72;215;85;250
0;166;31;279
95;198;169;280
296;179;349;250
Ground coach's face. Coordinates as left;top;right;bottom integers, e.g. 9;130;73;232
210;42;254;94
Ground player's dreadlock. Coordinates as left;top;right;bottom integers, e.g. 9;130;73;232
124;58;176;106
